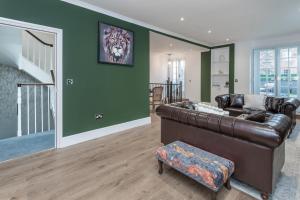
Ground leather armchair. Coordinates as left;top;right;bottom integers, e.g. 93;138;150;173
215;94;244;116
266;97;300;131
215;94;300;135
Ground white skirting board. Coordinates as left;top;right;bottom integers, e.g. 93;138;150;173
60;117;151;148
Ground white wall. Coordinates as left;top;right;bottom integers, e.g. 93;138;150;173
185;51;201;101
235;33;300;94
149;52;168;83
0;25;22;67
150;51;201;101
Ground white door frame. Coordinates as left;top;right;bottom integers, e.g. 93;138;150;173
0;17;63;148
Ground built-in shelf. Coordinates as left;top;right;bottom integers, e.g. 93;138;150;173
212;61;229;64
212;74;229;76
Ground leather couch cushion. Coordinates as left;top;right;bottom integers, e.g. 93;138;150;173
245;111;266;123
224;107;244;116
230;94;244;108
265;97;284;113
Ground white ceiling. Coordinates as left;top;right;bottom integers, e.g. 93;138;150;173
81;0;300;46
150;32;207;57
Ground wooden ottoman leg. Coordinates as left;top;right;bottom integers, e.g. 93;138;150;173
158;160;163;174
211;192;217;200
225;178;231;190
261;192;269;200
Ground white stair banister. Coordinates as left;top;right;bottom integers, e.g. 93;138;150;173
27;85;30;135
34;85;37;133
41;85;44;132
17;83;55;136
17;85;22;137
48;86;50;131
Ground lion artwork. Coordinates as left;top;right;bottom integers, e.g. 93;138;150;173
102;25;132;64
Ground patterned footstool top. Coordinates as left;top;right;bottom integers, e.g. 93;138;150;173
156;141;234;192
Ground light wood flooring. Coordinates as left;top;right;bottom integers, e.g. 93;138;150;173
0;114;255;200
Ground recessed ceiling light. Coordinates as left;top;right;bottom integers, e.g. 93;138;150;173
226;38;230;42
208;30;212;34
180;17;185;21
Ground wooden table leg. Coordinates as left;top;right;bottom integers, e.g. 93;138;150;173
158;160;163;174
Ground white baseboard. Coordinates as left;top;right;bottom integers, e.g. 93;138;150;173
59;117;151;148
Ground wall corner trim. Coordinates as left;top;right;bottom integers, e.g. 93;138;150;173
59;117;151;148
60;0;210;47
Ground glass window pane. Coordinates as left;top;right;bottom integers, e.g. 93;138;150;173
289;57;297;68
280;48;288;58
258;50;275;96
289;48;298;58
280;58;288;68
279;47;299;98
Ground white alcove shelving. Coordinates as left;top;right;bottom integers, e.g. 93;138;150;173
211;47;230;104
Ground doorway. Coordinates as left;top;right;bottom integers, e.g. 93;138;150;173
0;17;63;162
149;31;209;112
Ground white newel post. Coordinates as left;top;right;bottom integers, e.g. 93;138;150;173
17;85;22;137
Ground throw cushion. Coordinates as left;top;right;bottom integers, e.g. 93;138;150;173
244;94;266;110
245;111;266;123
230;94;244;108
265;97;285;113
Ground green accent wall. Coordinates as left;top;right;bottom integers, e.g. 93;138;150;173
228;44;235;94
0;0;149;137
201;51;211;102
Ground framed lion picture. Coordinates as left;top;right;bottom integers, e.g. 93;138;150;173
98;22;134;66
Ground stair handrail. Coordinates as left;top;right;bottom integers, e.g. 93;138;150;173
22;30;55;79
25;30;53;47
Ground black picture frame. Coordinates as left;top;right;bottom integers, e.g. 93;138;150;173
98;22;134;66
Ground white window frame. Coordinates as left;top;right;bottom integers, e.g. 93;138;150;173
252;44;300;99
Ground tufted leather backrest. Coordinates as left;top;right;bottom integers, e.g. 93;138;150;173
156;104;291;148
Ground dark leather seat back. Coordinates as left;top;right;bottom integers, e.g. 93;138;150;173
156;104;291;148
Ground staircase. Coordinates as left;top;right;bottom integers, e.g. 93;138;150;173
17;30;56;137
0;26;56;137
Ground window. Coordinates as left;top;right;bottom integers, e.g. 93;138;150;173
171;59;185;91
253;46;300;98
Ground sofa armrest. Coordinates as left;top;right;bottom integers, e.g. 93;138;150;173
215;94;230;109
281;98;300;115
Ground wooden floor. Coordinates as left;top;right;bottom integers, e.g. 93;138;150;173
0;114;255;200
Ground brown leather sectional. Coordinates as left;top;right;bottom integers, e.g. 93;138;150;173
156;103;292;199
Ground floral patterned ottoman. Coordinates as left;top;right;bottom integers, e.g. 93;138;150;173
156;141;234;200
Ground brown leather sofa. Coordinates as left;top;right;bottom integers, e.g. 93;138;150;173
156;103;291;199
215;94;300;134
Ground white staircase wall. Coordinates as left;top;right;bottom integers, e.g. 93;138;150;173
21;30;55;75
0;25;22;68
20;57;52;83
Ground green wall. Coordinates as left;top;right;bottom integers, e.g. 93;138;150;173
228;44;235;94
201;51;211;102
0;0;149;137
